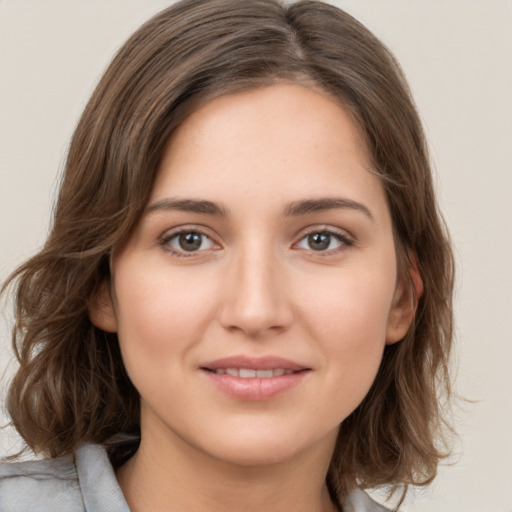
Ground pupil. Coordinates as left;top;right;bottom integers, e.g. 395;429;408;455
179;232;202;251
308;233;330;251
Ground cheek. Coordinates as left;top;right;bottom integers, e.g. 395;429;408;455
113;263;220;366
297;267;396;392
301;270;395;341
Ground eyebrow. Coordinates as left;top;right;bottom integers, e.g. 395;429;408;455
147;196;373;220
284;197;374;220
147;198;227;216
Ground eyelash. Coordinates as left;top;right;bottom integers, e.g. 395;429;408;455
159;227;218;258
159;226;354;258
294;228;354;256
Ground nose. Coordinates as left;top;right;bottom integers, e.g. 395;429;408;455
218;245;293;339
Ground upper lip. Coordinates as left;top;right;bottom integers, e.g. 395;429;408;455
200;355;309;372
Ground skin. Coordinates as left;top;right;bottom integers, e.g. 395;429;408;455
91;83;415;512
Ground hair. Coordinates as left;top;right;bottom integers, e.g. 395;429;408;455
2;0;454;504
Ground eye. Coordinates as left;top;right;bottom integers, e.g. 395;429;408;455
161;230;217;255
295;230;351;253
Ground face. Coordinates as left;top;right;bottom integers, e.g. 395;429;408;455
92;83;413;468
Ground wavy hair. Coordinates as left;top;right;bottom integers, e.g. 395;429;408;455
2;0;454;503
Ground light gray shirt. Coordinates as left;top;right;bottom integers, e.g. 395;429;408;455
0;444;389;511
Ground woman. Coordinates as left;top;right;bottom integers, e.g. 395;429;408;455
0;1;454;511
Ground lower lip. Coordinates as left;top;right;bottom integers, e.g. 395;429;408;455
202;370;309;400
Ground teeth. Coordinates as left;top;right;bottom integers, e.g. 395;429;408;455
239;369;256;378
214;368;295;378
256;369;273;378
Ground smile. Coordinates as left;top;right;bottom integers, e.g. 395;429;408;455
207;368;296;378
200;356;310;400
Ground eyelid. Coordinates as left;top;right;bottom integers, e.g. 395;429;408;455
292;225;354;254
157;224;354;258
159;225;221;257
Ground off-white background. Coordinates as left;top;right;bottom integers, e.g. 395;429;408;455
1;1;511;510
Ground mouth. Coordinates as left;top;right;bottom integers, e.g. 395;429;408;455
203;368;299;378
200;356;311;400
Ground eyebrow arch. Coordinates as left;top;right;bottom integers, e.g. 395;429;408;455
147;198;226;216
146;196;373;220
284;197;374;220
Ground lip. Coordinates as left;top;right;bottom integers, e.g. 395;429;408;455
200;356;311;401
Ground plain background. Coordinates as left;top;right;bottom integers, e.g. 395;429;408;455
1;1;511;510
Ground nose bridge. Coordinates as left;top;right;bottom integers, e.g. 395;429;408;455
219;237;291;337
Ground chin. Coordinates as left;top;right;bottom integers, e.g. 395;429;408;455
200;424;339;468
211;441;305;467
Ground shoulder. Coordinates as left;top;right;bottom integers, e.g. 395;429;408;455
343;487;392;512
0;444;130;512
73;443;131;512
0;453;84;512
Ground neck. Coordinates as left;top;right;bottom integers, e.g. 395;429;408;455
116;419;338;512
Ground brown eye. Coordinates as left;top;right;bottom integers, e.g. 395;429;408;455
295;229;352;254
163;230;217;255
178;232;203;251
307;233;331;251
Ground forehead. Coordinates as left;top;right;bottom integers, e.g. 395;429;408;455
149;83;388;223
176;84;364;146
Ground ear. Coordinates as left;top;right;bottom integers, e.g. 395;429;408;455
89;280;118;333
385;252;423;345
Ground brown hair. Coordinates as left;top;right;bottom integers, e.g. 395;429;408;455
2;0;454;503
